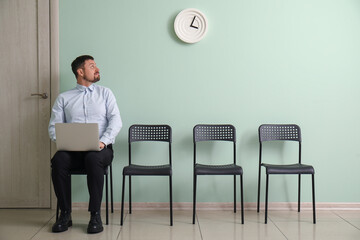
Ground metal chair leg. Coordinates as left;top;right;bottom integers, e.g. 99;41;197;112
234;175;236;213
110;165;114;213
312;174;316;224
129;176;132;214
170;175;173;226
192;174;197;224
265;174;269;224
240;174;244;224
257;166;262;213
120;175;125;226
298;174;301;212
106;173;109;225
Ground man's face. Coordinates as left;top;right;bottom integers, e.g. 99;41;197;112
80;59;100;83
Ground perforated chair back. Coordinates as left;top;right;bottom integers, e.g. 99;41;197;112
259;124;301;142
194;124;235;142
129;125;171;143
194;124;236;165
259;124;302;164
128;125;172;166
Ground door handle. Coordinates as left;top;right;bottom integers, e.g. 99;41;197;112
31;93;48;99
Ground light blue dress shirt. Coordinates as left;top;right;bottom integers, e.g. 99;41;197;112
48;84;122;146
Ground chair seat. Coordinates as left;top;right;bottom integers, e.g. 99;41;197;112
70;167;108;175
70;169;86;174
262;163;314;174
123;164;172;176
195;163;243;175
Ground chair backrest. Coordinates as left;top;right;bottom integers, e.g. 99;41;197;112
193;124;236;165
129;125;172;142
194;124;236;142
259;124;301;142
258;124;301;164
128;124;172;165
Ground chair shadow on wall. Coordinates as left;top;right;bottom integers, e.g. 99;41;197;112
257;140;295;205
237;129;295;206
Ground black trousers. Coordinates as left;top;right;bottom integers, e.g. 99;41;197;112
51;146;113;212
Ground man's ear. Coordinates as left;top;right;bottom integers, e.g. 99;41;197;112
77;68;84;77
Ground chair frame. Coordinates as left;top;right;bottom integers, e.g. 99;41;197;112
193;124;244;224
257;124;316;224
56;164;113;225
120;124;173;226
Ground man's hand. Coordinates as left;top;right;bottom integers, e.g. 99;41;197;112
99;142;106;149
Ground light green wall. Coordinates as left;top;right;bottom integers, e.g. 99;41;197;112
59;0;360;203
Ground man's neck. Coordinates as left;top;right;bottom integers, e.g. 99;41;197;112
77;79;93;88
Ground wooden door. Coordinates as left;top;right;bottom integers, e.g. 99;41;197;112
0;0;52;208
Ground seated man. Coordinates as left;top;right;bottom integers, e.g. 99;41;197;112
48;55;122;234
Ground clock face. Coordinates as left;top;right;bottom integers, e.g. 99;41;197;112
174;8;208;43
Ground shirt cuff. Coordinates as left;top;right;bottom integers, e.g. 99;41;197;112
100;137;111;146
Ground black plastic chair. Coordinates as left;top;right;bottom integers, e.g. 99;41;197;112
121;125;173;226
257;124;316;224
193;124;244;224
56;164;113;225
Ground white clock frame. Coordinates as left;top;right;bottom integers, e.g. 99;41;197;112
174;8;208;43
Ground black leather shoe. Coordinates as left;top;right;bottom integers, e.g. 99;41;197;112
52;210;72;233
87;211;103;234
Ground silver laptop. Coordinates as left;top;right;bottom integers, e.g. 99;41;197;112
55;123;100;151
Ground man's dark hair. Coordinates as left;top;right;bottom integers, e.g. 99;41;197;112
71;55;94;78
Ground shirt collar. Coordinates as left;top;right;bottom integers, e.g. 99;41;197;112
76;83;95;92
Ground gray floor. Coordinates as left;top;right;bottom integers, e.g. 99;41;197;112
0;209;359;240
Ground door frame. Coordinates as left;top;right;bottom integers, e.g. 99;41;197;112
50;0;59;209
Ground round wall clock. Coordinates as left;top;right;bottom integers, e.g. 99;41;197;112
174;8;208;43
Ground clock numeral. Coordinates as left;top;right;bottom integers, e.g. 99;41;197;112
190;16;199;29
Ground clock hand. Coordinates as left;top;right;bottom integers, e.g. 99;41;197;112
190;16;199;29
